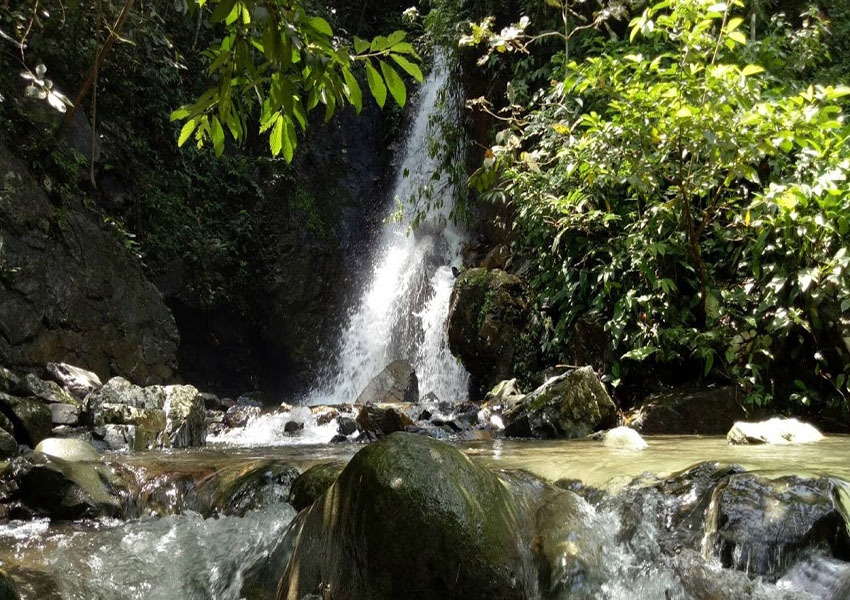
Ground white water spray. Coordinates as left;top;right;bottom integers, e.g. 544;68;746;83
305;55;470;406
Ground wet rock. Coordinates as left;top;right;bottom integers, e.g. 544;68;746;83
602;427;647;450
628;385;749;435
312;406;339;426
727;417;824;445
503;367;616;439
46;363;102;399
22;374;78;407
0;368;26;396
212;462;300;517
97;424;160;452
779;555;850;600
224;405;261;428
336;416;357;436
34;438;100;462
283;421;303;435
0;429;17;459
236;396;264;408
483;379;524;410
162;385;205;448
200;392;222;410
355;404;413;437
288;462;345;511
447;268;534;393
705;473;850;578
329;434;348;443
277;432;537;600
0;569;19;600
0;393;52;447
48;403;79;426
16;452;122;519
355;360;419;405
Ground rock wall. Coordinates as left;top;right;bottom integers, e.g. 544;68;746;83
0;145;178;384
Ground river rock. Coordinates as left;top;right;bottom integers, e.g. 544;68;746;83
483;378;524;409
0;429;17;459
602;426;647;450
0;393;52;447
705;473;850;578
46;362;102;399
277;432;537;600
355;404;413;438
629;385;749;435
224;405;261;428
0;368;26;396
16;452;122;519
34;437;100;462
49;403;80;426
287;462;345;511
85;377;166;416
447;268;534;393
162;385;205;448
502;367;616;439
355;360;419;405
727;417;824;445
22;374;77;407
336;416;357;436
0;569;19;600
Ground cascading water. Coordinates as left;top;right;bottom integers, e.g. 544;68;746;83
305;54;470;407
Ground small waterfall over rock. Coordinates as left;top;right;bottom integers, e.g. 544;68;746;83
305;55;470;406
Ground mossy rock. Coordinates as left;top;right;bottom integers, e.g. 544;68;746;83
0;393;52;447
287;462;345;511
277;432;536;600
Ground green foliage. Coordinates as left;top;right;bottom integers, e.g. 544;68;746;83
170;0;423;160
473;0;850;409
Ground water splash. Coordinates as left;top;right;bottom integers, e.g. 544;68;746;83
304;54;470;406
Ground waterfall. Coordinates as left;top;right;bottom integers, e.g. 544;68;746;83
305;55;470;406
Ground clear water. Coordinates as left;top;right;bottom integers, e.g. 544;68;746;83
2;436;849;599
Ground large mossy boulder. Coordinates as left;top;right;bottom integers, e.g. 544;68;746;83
447;268;534;393
705;473;850;578
502;367;616;439
355;360;418;405
287;462;345;511
0;393;51;447
277;432;537;600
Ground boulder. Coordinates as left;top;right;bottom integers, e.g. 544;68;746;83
483;378;524;410
224;405;261;428
46;362;102;399
97;424;159;452
355;404;413;438
727;418;824;445
22;374;77;406
283;421;303;435
277;433;537;600
705;473;850;578
602;426;647;450
85;377;166;416
287;462;345;511
34;437;100;462
629;386;750;435
0;429;17;459
447;268;535;393
162;385;205;448
337;416;357;436
0;393;52;446
502;367;616;439
0;367;26;396
16;452;123;519
355;360;419;405
49;403;80;426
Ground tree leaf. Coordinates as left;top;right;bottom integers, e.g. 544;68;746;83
210;0;236;23
380;60;406;107
391;54;423;82
365;61;387;108
308;16;333;37
342;67;363;114
270;114;284;157
178;119;197;147
741;64;764;77
353;37;370;54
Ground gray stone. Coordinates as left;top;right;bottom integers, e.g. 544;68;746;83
49;403;80;426
0;428;17;458
355;404;412;438
224;405;261;428
23;373;77;406
483;378;523;410
602;426;647;450
0;367;26;396
503;367;616;439
46;362;102;399
355;360;419;405
34;437;100;462
98;423;159;452
727;418;824;445
0;393;52;446
85;377;166;415
337;416;357;436
162;385;205;448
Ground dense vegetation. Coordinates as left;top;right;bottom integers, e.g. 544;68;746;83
448;0;850;414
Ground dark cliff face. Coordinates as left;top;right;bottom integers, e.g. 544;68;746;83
0;145;179;384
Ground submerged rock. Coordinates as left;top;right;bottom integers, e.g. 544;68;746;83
0;393;52;447
277;432;537;600
287;462;345;511
705;473;850;578
46;362;102;399
602;426;647;450
502;367;616;439
34;438;100;462
727;417;824;445
355;360;419;405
